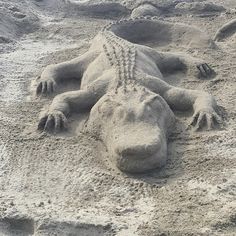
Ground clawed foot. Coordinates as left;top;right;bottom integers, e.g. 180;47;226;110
189;109;222;131
197;63;215;79
38;110;68;132
36;78;57;96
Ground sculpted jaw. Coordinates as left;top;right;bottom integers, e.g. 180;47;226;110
113;129;167;173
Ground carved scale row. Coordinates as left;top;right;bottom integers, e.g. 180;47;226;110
102;30;137;92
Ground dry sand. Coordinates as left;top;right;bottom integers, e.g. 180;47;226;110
0;0;235;235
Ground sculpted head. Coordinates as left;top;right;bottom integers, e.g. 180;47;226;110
85;87;175;173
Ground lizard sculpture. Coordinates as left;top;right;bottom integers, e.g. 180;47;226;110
36;18;221;173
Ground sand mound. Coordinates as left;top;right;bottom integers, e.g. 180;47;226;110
66;0;129;18
128;0;227;19
0;1;39;43
33;0;71;16
175;1;225;14
0;216;113;235
131;3;162;18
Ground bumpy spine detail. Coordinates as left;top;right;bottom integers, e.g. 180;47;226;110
103;17;157;32
102;30;137;92
101;17;164;92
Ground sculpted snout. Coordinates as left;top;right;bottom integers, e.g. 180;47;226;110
115;139;161;160
112;127;167;173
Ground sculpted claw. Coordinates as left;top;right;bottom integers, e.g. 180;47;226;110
189;109;222;131
197;63;215;79
36;82;42;95
38;115;47;130
38;111;67;133
36;79;57;96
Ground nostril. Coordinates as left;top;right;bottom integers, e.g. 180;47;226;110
120;147;137;157
117;141;160;159
125;111;135;122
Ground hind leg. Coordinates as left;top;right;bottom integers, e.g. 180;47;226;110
156;51;215;79
139;44;215;79
36;50;98;95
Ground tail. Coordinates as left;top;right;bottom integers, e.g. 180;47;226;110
104;17;216;49
214;19;236;42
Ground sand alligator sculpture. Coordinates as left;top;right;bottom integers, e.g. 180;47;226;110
36;18;221;173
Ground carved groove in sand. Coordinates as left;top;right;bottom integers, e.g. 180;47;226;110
36;18;221;173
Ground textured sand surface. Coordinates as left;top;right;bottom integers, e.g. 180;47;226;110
0;0;235;235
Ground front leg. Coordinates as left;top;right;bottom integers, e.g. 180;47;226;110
163;87;222;131
37;51;98;95
38;76;109;132
141;75;221;131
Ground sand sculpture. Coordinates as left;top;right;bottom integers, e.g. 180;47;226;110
36;18;221;173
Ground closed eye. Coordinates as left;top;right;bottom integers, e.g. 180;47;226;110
144;95;164;114
114;106;125;119
98;100;122;116
144;95;160;106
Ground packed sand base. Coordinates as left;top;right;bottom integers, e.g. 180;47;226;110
0;0;235;235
